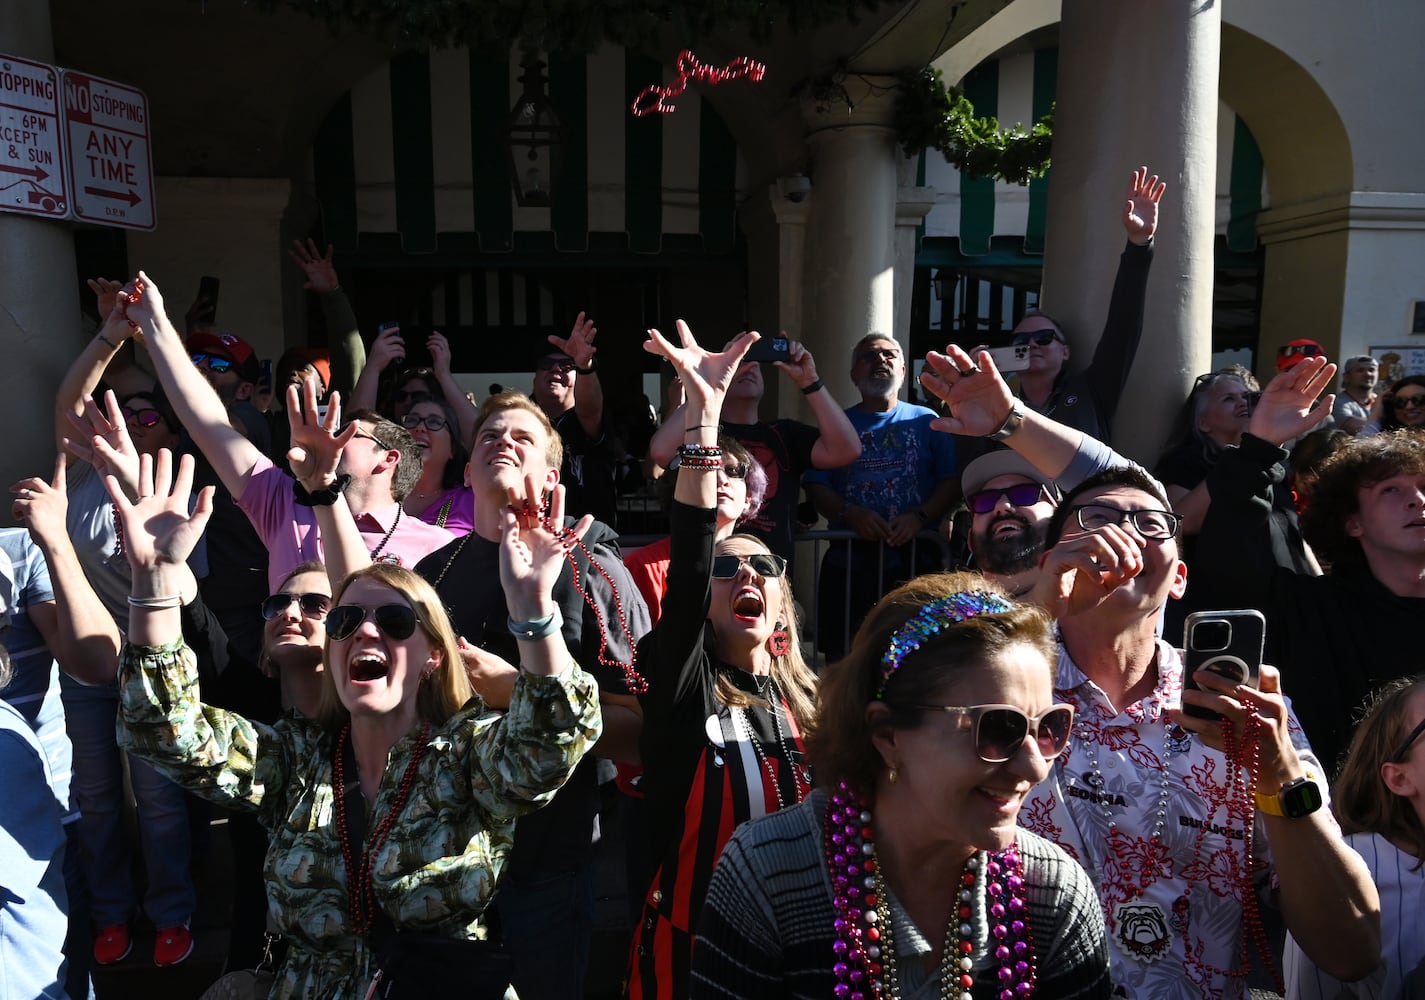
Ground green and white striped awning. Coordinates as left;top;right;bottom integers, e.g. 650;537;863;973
311;44;747;258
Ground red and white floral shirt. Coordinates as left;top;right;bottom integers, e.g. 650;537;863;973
1021;639;1324;999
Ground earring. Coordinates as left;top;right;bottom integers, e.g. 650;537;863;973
768;622;791;658
887;766;899;785
422;667;436;681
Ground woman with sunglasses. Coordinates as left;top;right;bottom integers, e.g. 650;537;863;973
350;324;479;444
628;323;819;1000
1284;676;1425;998
257;562;333;719
401;398;474;535
690;572;1111;998
1155;365;1261;536
1364;375;1425;436
110;449;603;999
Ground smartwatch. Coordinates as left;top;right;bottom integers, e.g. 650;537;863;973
1255;774;1323;819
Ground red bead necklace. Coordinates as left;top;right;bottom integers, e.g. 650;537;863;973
332;720;430;936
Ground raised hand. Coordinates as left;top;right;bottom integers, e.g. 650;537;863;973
287;238;340;294
427;330;453;376
643;321;757;413
1124;166;1167;246
87;277;126;324
104;449;214;571
498;478;592;621
920;344;1017;436
772;338;819;390
287;380;355;491
1247;355;1337;447
11;456;71;552
367;324;405;374
63;390;142;496
117;271;169;337
548;311;597;370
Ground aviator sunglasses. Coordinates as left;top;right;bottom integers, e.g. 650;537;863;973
191;353;234;374
325;604;423;642
260;592;332;621
914;703;1076;763
710;553;787;580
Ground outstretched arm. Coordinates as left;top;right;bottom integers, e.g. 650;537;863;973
549;312;605;439
55;279;147;466
121;273;265;501
348;324;404;414
426;330;479;446
282;381;369;587
774;340;861;469
288;239;366;398
11;458;122;684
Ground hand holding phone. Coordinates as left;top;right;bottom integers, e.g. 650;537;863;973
1182;610;1265;722
743;335;791;364
984;344;1032;374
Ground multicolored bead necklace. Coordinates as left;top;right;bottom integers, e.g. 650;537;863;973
332;721;430;936
732;676;810;811
825;781;1037;1000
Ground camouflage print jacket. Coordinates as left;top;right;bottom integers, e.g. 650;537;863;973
117;638;602;999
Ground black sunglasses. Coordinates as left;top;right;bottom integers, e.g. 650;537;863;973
1393;716;1425;762
392;389;432;406
536;358;577;373
1011;330;1062;348
402;413;449;432
856;348;900;365
1278;343;1324;359
720;462;748;480
1391;395;1425;411
967;483;1046;514
326;604;422;642
915;703;1075;763
260;592;332;621
711;553;787;580
123;406;164;429
191;353;234;374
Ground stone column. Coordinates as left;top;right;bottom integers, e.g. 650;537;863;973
0;0;79;492
894;185;935;374
800;77;901;414
1039;0;1222;462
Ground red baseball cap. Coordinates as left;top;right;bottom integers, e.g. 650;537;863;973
188;330;261;384
1276;339;1326;372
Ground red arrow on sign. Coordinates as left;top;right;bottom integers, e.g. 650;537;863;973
83;185;142;206
0;163;50;182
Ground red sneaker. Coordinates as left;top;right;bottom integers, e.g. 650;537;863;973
153;923;194;967
93;923;132;965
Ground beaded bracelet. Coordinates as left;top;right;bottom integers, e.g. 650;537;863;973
508;605;564;641
128;594;185;609
676;443;721;457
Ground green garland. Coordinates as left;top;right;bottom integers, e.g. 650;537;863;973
256;0;880;53
894;67;1053;186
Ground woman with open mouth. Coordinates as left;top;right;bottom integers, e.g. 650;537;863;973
109;446;603;999
628;322;820;1000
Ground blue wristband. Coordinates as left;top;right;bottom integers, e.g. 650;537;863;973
508;605;563;641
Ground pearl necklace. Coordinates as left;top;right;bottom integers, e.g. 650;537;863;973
825;782;1036;1000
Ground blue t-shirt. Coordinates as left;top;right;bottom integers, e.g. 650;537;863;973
0;529;75;823
804;401;957;523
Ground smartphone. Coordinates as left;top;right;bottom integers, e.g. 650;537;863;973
194;275;220;325
1182;610;1265;721
377;321;401;338
258;358;273;393
985;344;1032;373
744;336;791;364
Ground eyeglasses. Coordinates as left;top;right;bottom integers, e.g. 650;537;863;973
402;413;449;432
720;462;748;480
191;353;234;374
1278;343;1324;359
350;427;392;451
914;703;1075;763
123;406;164;429
856;348;901;365
392;389;433;407
260;592;332;621
1071;503;1183;540
710;553;787;579
536;358;577;374
967;483;1048;514
1011;329;1062;348
1391;395;1425;411
325;604;422;642
1393;716;1425;762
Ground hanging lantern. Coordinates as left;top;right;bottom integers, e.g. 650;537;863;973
503;53;564;207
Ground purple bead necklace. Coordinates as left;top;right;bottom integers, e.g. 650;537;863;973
825;781;1037;1000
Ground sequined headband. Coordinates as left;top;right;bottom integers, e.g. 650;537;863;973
874;590;1015;700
